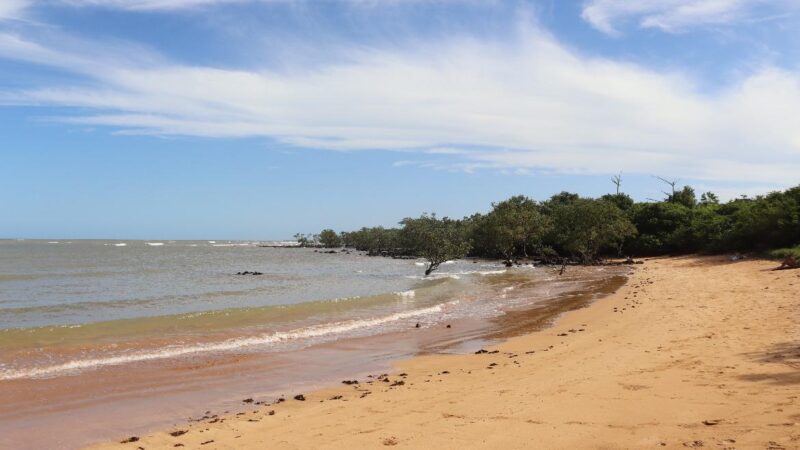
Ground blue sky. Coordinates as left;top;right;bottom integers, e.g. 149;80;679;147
1;0;799;239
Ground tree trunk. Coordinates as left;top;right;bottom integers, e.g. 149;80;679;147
425;262;440;276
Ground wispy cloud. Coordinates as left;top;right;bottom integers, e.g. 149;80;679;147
582;0;798;34
0;0;31;20
0;19;798;188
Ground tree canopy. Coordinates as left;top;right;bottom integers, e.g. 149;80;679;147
307;183;800;273
399;214;471;276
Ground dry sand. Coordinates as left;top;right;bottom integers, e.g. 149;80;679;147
90;256;800;449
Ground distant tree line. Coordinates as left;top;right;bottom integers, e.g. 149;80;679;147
298;183;800;275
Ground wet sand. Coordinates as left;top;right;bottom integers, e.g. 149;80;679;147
89;256;800;449
1;266;627;449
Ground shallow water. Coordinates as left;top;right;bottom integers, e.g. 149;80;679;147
0;239;629;449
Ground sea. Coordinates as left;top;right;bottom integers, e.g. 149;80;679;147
0;239;628;449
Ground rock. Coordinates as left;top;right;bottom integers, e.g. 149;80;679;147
294;394;306;401
342;379;359;385
169;430;188;437
120;437;140;444
242;398;254;403
415;323;421;328
446;324;451;328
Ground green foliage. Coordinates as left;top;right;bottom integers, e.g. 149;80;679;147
769;246;800;260
627;202;693;254
550;198;636;262
669;186;697;208
340;227;400;253
601;193;635;211
471;196;550;260
315;184;800;270
399;214;472;275
318;229;342;248
293;233;310;247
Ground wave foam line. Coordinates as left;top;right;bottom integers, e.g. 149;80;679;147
0;304;448;381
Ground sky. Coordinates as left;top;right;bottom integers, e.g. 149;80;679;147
1;0;799;239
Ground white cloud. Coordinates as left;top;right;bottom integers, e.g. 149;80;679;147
0;24;798;188
58;0;249;10
581;0;797;34
5;0;444;15
0;0;31;20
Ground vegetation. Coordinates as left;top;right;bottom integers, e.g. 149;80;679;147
318;229;342;248
399;214;472;275
549;198;637;263
769;246;800;260
301;183;800;275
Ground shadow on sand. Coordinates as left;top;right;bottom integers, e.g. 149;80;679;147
739;341;800;385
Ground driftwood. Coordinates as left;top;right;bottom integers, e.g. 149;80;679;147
775;256;799;271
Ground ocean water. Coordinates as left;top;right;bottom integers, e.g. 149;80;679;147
0;239;628;449
0;239;551;380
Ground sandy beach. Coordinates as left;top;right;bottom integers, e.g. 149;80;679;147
90;256;800;449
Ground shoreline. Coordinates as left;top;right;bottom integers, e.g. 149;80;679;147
88;256;800;449
1;263;628;450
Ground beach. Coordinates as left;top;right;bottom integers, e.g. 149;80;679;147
0;241;628;449
86;256;800;449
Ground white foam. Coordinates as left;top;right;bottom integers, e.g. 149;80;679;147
395;290;416;299
0;304;449;381
112;243;127;247
47;241;59;244
146;242;164;246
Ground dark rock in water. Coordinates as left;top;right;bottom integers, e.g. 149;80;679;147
504;260;513;267
293;394;306;401
121;437;140;444
446;324;451;328
169;430;188;437
268;410;276;415
342;380;359;385
415;323;421;328
390;380;405;386
242;398;254;403
475;349;488;354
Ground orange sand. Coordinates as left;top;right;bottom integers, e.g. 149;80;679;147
90;256;800;449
